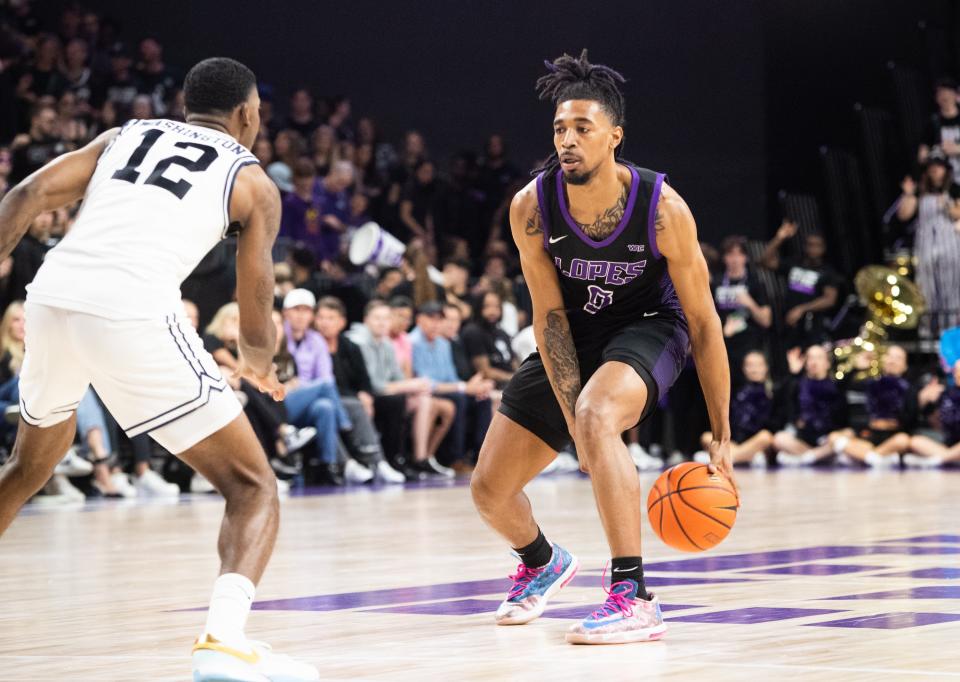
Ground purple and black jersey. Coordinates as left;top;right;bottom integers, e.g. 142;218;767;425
535;164;687;348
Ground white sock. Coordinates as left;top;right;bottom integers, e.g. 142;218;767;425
202;573;256;647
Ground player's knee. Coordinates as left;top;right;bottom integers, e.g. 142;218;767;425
5;450;57;488
574;397;619;441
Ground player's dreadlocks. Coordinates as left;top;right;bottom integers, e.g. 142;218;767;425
533;49;629;175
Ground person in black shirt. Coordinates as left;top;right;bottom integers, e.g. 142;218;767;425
461;291;517;390
761;220;839;351
712;236;771;385
920;78;960;187
135;38;178;116
5;210;51;306
315;297;406;483
10;104;67;184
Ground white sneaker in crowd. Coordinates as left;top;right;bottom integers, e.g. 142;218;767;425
45;473;85;502
750;452;768;468
135;469;180;497
864;452;899;469
281;426;316;454
692;450;710;465
425;456;455;478
630;443;663;471
376;459;406;483
776;451;803;467
903;453;942;469
190;473;216;494
54;447;93;477
109;472;138;498
344;458;374;484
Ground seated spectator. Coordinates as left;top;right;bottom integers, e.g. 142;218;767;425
774;345;847;465
77;389;137;498
135;37;178;116
10;103;66;183
6;210;52;306
282;289;352;486
0;301;25;445
389;295;415;377
906;359;960;466
314;297;405;483
441;258;473;320
348;299;454;478
761;220;839;352
279;159;325;257
204;302;316;482
285;87;319;140
398;160;442;245
713;236;771;385
827;345;914;467
460;291;517;391
897;152;960;338
101;42;140;119
375;268;404;300
410;301;493;475
311;125;337;177
699;351;779;467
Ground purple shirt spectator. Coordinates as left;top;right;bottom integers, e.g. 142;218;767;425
284;322;333;385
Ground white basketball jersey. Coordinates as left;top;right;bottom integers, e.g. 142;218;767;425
27;119;258;319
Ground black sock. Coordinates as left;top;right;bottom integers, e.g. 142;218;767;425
611;556;650;599
514;528;553;568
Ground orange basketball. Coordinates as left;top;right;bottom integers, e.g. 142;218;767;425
646;462;739;552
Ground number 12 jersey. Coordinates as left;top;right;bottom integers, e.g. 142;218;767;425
28;119;258;320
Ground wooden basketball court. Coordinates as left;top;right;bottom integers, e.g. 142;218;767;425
2;468;959;680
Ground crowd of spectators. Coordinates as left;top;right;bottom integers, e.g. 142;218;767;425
1;4;959;502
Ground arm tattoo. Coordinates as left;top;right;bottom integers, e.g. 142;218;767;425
542;308;581;416
577;184;628;240
654;205;667;232
524;205;543;236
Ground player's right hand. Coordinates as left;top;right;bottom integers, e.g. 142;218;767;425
233;362;286;401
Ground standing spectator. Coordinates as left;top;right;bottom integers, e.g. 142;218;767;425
10;104;65;184
5;210;51;305
266;129;306;192
761;220;839;351
252;137;273;168
286;88;318;140
135;37;178;115
59;37;96;110
311;160;354;262
920;78;960;186
441;258;474;320
54;91;88;147
279;159;323;254
282;289;351;486
348;299;454;478
310;125;338;177
477;133;520;244
398;160;442;245
435;151;482;258
897;152;960;337
315;297;405;483
410;302;493;475
713;235;772;385
17;34;64;104
774;345;847;465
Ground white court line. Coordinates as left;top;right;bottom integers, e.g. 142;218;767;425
3;653;959;678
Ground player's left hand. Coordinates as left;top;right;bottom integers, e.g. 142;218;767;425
707;440;739;503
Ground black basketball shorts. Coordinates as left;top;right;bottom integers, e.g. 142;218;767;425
499;314;689;451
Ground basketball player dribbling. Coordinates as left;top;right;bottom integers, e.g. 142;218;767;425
471;51;738;644
0;58;318;680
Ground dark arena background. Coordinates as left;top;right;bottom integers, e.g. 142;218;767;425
1;1;959;680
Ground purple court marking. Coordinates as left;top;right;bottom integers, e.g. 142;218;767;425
541;604;702;620
668;607;845;625
877;568;960;580
741;564;887;576
879;535;960;544
645;544;960;573
197;574;748;614
807;612;960;629
825;586;960;600
366;599;503;616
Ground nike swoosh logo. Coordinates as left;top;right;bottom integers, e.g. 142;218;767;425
548;235;568;244
643;312;658;317
612;567;639;572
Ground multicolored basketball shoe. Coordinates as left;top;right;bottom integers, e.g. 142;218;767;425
565;579;667;644
495;544;578;625
192;635;320;681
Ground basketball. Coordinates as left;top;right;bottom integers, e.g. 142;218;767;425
647;462;739;552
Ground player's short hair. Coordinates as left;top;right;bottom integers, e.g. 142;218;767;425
184;57;256;116
536;49;626;128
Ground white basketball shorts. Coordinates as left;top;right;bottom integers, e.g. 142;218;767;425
19;302;242;454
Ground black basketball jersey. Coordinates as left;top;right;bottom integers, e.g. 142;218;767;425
535;163;686;348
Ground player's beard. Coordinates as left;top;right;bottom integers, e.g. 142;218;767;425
563;160;601;186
